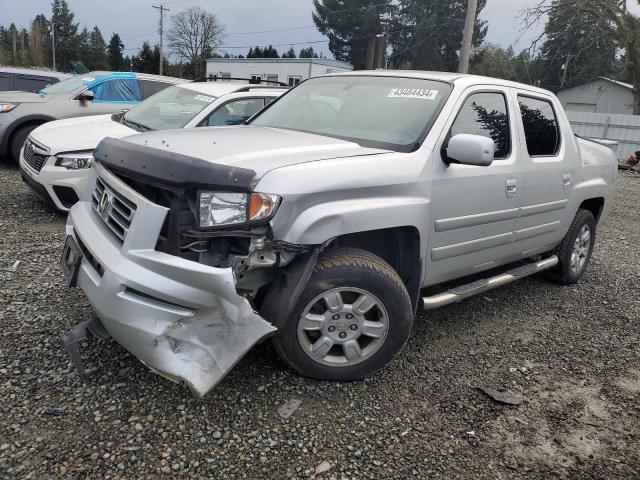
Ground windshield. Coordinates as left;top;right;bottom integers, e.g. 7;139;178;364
123;86;216;131
40;73;106;94
250;76;451;151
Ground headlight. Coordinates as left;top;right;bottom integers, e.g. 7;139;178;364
199;191;281;227
0;103;17;113
55;152;94;169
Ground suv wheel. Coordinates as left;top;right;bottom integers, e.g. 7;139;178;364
547;209;596;284
265;248;413;381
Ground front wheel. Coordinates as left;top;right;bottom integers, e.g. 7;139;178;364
265;248;414;382
10;124;40;162
546;209;596;284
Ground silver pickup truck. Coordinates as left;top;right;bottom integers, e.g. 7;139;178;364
61;71;616;396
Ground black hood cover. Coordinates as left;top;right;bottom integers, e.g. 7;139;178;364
94;137;257;191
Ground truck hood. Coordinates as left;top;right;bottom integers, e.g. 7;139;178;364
118;125;390;177
30;114;135;154
0;90;54;104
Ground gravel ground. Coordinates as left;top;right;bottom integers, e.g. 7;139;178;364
0;159;638;479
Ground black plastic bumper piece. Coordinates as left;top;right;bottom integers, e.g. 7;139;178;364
20;170;56;208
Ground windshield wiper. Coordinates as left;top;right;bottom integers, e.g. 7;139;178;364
122;117;150;132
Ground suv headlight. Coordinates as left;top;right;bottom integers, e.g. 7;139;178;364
55;152;94;169
0;103;18;113
199;191;281;227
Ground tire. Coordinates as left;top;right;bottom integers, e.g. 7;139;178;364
10;124;39;162
263;248;414;382
546;209;596;285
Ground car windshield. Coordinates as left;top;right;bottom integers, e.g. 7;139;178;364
250;75;451;151
40;73;107;94
122;86;216;131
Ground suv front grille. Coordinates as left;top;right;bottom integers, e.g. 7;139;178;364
23;140;48;172
91;177;136;242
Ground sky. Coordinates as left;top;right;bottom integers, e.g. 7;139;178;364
4;0;640;60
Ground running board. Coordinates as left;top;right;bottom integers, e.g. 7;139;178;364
422;256;558;310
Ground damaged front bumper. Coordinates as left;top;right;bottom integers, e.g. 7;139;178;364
64;165;276;396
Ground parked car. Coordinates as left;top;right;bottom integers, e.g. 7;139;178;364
0;71;186;161
19;81;286;211
0;67;73;93
60;71;616;396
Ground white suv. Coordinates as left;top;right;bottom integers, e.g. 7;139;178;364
19;81;286;211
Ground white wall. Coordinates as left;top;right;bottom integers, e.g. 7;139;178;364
566;111;640;160
206;60;352;86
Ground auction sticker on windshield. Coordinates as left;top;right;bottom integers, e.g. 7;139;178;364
387;88;438;100
194;95;215;103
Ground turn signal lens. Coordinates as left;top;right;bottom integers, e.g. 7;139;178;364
0;103;17;113
249;193;281;221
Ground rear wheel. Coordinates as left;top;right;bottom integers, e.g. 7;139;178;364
10;124;40;161
265;248;413;381
546;209;596;284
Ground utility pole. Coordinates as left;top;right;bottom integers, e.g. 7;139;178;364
458;0;478;74
366;36;376;70
375;13;391;69
51;21;56;70
560;55;571;88
12;27;17;65
152;4;169;76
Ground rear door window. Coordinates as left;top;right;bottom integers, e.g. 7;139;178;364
518;95;561;156
138;79;171;99
447;92;511;159
91;78;141;103
204;98;266;126
15;74;52;92
0;73;11;91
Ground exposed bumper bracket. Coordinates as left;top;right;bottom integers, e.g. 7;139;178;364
62;317;111;381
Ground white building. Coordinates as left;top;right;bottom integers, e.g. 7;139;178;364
205;58;353;87
556;77;635;115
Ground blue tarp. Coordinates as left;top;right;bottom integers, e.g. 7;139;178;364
86;73;141;103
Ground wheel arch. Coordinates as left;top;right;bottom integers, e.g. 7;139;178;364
328;226;423;314
578;197;605;223
1;115;54;156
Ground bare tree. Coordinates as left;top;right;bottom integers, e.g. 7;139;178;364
167;7;224;78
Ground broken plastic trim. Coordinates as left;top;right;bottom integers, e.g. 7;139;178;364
146;305;277;396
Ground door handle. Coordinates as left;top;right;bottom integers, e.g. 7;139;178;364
505;178;518;198
563;173;571;189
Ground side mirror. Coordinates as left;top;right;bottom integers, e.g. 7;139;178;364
77;90;94;104
446;134;495;166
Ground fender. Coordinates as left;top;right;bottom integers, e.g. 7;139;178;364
0;114;55;155
271;195;430;253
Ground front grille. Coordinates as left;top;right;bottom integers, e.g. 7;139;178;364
23;140;48;172
91;177;137;242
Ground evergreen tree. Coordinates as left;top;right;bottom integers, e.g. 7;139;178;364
299;46;319;58
313;0;394;69
282;47;296;58
248;46;264;58
134;41;159;73
108;33;125;71
263;45;279;58
470;44;542;85
389;0;488;71
30;15;47;66
538;0;618;91
50;0;80;71
86;26;108;70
